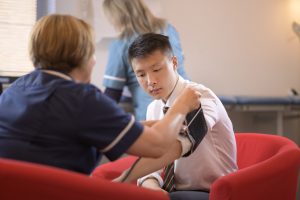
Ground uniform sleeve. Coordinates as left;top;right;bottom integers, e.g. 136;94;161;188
166;24;190;80
102;40;128;90
77;85;143;161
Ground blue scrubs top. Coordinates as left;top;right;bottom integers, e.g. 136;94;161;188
0;70;143;174
103;23;189;120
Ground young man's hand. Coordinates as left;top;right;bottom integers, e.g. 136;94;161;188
141;178;168;194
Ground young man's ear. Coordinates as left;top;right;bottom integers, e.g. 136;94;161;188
171;56;178;71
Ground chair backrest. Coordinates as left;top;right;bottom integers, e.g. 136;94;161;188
235;133;299;169
0;158;169;200
210;133;300;200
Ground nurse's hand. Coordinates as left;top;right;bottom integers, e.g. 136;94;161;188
173;85;201;115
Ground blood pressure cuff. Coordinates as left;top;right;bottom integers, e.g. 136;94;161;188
182;107;208;157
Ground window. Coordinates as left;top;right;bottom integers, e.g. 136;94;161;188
0;0;37;77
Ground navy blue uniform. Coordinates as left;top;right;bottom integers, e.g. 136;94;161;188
0;70;143;174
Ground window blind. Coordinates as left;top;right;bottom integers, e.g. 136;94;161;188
0;0;36;77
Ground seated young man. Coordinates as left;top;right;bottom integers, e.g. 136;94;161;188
121;33;238;200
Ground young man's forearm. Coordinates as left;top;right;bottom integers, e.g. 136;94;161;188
114;140;182;183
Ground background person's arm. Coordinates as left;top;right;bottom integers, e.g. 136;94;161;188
104;87;122;103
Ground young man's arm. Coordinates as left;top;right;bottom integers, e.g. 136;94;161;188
113;86;200;183
126;85;200;158
114;139;184;185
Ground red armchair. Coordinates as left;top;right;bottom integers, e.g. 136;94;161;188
92;133;300;200
0;158;169;200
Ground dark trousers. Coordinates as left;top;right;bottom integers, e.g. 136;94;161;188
169;190;209;200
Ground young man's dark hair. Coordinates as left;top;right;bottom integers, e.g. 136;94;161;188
128;33;174;64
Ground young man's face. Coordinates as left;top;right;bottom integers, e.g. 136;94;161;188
131;50;178;101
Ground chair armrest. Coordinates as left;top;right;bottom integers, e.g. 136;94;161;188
210;148;300;200
0;158;170;200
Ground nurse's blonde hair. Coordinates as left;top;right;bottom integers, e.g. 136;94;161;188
103;0;166;39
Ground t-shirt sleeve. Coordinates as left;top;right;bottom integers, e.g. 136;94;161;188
102;40;128;90
77;85;143;161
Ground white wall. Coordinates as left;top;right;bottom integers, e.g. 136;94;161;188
56;0;300;96
160;0;300;96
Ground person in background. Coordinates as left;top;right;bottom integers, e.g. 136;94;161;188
0;14;201;176
102;0;189;120
126;33;238;200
